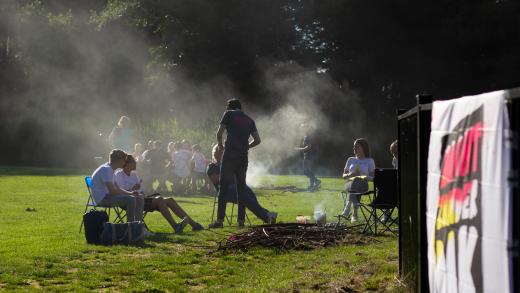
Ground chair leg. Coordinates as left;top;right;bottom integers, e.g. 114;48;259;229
230;203;235;225
211;192;218;224
79;204;90;233
142;211;150;232
245;212;252;227
359;205;374;234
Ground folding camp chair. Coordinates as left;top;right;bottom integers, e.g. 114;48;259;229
210;189;251;227
336;185;375;225
79;176;126;232
359;169;398;235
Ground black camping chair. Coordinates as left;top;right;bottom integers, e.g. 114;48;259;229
336;182;375;225
80;176;126;232
359;168;398;235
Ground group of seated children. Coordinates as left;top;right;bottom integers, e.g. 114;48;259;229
94;131;395;232
130;140;211;195
91;149;204;234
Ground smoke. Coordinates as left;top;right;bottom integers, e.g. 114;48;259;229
0;2;235;167
247;62;366;185
1;2;377;174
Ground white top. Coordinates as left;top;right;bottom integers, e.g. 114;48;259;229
91;163;114;204
192;151;207;173
172;149;192;178
114;169;142;193
344;157;376;178
392;157;398;169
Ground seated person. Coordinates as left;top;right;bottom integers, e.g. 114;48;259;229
170;141;192;193
191;144;209;192
206;144;277;227
339;138;375;223
115;155;204;233
390;140;398;169
143;140;170;193
91;149;144;223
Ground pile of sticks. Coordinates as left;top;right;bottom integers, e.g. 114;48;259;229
213;223;371;252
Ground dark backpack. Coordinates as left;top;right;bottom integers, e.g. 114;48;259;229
100;222;144;246
83;210;109;244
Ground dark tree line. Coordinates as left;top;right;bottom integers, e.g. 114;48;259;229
1;0;520;168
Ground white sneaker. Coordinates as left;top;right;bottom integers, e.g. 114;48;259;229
350;217;358;223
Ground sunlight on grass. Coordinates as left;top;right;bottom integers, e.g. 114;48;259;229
0;167;402;291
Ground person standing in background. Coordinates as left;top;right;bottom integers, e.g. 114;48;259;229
108;116;134;153
295;123;321;191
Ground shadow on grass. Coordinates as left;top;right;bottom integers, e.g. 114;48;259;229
160;193;214;199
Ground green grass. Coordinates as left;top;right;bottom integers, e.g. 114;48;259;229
0;167;402;292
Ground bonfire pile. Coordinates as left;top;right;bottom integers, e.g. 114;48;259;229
214;223;371;252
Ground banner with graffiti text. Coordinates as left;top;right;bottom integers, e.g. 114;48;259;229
426;91;512;292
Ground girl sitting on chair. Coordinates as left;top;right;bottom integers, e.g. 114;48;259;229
115;155;204;233
339;138;375;223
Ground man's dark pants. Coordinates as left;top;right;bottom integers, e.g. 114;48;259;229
303;157;318;187
224;185;269;222
218;150;248;222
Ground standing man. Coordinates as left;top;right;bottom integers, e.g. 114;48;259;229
296;123;321;191
208;98;261;228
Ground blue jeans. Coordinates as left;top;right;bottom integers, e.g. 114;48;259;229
217;150;248;222
98;194;144;222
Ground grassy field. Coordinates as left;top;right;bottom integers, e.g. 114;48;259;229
0;166;402;292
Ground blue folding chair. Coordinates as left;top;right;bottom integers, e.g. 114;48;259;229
80;176;126;232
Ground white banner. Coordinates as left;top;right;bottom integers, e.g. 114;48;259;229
426;90;512;292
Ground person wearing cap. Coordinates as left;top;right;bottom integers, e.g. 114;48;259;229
208;99;261;228
90;149;144;223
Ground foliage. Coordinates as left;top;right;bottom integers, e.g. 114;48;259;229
0;168;402;291
2;0;520;167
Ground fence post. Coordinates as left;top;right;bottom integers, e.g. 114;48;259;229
415;94;432;293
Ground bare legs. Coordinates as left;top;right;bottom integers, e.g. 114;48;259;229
150;197;198;229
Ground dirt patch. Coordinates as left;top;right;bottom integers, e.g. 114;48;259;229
25;279;41;289
65;268;78;274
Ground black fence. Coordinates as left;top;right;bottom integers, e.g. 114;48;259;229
398;90;520;292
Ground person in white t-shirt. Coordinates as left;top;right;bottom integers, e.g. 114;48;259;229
91;149;144;222
339;138;376;223
171;141;192;193
115;155;204;233
190;144;209;193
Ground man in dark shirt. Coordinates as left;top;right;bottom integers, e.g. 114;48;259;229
207;145;276;226
208;99;261;228
296;123;321;191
